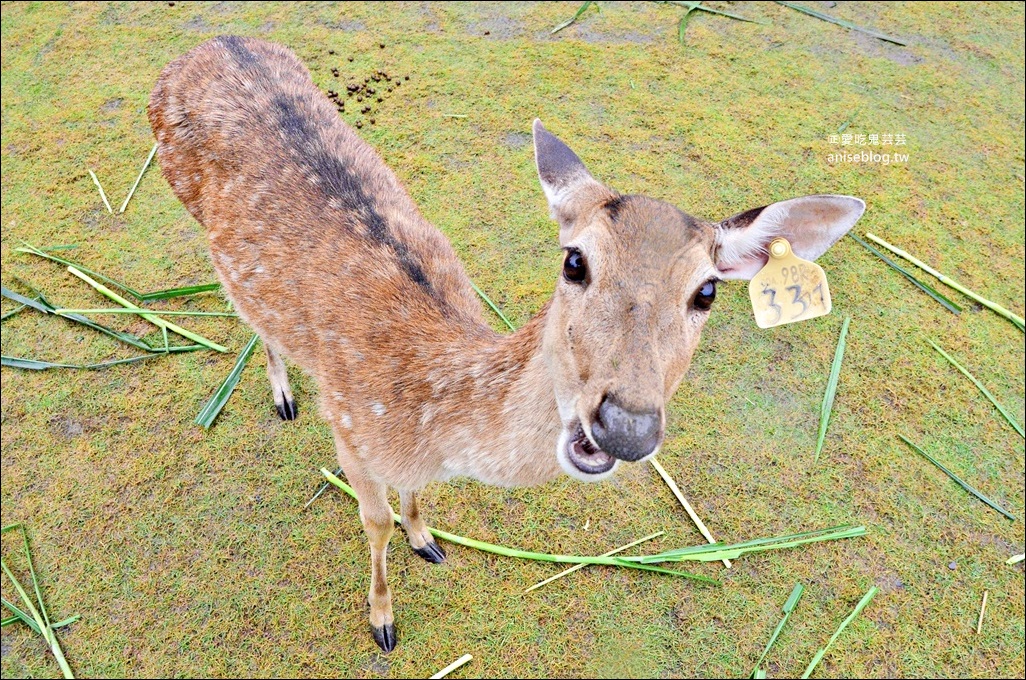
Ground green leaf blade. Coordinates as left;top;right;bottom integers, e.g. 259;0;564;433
194;334;261;428
751;583;805;677
801;586;878;678
815;316;850;463
899;435;1015;520
849;234;961;314
776;2;906;44
927;339;1024;439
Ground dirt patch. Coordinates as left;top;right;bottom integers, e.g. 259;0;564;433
569;25;657;45
468;16;525;40
49;416;85;439
320;19;367;32
183;15;212;32
503;131;532;150
100;98;124;114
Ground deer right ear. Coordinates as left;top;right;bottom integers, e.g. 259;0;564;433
714;195;866;280
533;119;606;243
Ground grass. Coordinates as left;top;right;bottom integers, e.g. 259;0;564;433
801;586;879;678
927;338;1025;439
750;582;805;678
1;524;78;678
775;2;907;45
848;233;962;314
194;334;260;429
814;316;850;463
1;2;1023;678
865;232;1026;332
898;435;1015;521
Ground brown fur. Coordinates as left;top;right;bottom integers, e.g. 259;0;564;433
149;36;863;651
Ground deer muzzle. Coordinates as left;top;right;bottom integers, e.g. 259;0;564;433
589;394;663;462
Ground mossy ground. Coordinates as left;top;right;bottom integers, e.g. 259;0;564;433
1;2;1023;677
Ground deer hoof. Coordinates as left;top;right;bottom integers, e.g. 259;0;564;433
371;622;397;652
412;541;446;564
275;398;298;421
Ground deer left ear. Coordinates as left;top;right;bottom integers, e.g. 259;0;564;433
533;119;611;244
714;194;866;280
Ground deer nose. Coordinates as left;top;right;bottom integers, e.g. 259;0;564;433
590;394;663;462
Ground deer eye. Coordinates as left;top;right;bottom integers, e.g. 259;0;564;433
563;248;588;284
693;280;717;311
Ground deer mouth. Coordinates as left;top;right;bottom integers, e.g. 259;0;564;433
565;422;616;475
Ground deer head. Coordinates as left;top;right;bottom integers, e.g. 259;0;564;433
533;120;864;482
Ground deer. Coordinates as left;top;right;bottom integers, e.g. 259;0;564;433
148;35;865;653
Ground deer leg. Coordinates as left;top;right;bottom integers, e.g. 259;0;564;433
400;490;446;564
334;432;397;652
265;344;297;420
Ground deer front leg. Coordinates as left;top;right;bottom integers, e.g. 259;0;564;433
334;433;397;652
265;344;297;420
400;490;446;564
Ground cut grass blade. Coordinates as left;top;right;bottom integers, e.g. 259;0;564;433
898;435;1015;521
1;602;79;633
195;334;260;428
470;280;515;331
68;266;228;352
1;524;76;678
2;285;150;352
429;654;473;679
635;524;867;564
976;591;987;635
775;2;906;45
321;468;717;583
2;354;160;371
849;234;961;314
864;233;1025;332
325;466;865;575
1;285;203;354
1006;554;1024;565
801;586;878;678
525;531;664;592
16;244;220;302
815;316;850;463
55;308;238;318
926;339;1024;439
677;8;695;43
304;466;343;510
551;0;594;34
119;143;158;213
650;457;730;567
751;583;805;678
136;284;222;302
1;302;29;321
88;169;113;214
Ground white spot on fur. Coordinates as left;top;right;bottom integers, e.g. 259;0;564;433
340;413;353;429
371;402;387;417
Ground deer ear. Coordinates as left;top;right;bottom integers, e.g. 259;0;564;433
533;119;606;243
714;195;866;280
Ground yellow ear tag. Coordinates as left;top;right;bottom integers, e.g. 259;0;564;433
749;238;832;329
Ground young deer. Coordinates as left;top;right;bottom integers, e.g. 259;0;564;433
149;36;865;652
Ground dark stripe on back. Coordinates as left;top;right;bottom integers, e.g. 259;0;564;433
270;95;437;300
219;35;259;67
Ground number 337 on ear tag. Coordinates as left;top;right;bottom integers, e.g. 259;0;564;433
749;238;832;329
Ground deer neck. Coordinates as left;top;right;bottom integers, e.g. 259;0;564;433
433;301;565;487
